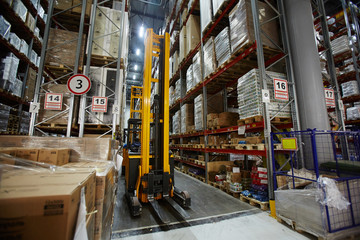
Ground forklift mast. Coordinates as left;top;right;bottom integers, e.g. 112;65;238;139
124;29;190;221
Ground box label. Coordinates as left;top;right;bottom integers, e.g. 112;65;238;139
44;93;63;110
273;78;289;101
91;97;108;112
324;88;335;107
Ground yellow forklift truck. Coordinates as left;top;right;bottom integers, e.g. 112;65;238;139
123;29;190;223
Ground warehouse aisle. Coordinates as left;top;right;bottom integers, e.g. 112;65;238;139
111;171;310;239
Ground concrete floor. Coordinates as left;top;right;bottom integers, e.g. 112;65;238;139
112;171;311;240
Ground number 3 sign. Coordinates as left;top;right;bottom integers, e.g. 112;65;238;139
67;74;91;95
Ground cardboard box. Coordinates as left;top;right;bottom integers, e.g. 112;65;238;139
0;171;96;240
186;15;201;56
16;148;39;161
25;12;35;32
179;26;187;62
23;67;36;101
246;136;263;144
0;148;17;165
231;172;242;183
38;148;70;166
72;0;92;17
87;208;96;240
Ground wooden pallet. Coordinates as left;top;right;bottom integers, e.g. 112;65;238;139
271;117;292;124
237;115;263;125
89;54;124;68
235;144;265;151
273;143;283;150
240;194;269;211
37;122;70;128
45;64;83;82
83;124;112;129
194;160;205;166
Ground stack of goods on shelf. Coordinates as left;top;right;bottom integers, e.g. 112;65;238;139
0;103;11;133
7;109;19;134
241;166;268;202
185;15;200;56
229;0;279;54
237;69;291;120
175;79;181;101
203;37;217;78
19;111;30;134
208;134;227;147
89;6;129;58
172;110;180;134
200;0;213;33
0;53;21;96
181;103;194;133
208;112;239;128
179;26;187;62
0;15;11;39
37;83;79;125
54;0;92;17
169;86;175;106
12;0;28;22
23;67;37;102
186;64;194;93
341;80;359;98
214;27;231;67
192;51;202;85
346;102;360;121
331;35;351;56
194;93;224;130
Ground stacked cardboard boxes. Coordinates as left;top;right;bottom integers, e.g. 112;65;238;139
185;15;201;56
181;103;194;133
179;26;187;62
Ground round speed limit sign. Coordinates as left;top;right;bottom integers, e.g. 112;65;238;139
67;74;91;95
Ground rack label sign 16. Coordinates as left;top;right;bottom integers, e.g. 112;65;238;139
92;97;108;112
273;78;289;101
324;88;335;107
44;93;63;110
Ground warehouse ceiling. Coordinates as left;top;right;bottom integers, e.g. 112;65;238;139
126;0;168;102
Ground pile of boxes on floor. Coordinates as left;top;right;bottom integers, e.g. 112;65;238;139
0;0;44;96
0;136;118;240
169;0;279;107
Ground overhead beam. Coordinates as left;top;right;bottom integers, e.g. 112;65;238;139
131;9;164;21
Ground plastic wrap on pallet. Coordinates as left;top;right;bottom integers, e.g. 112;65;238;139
331;35;351;56
169;86;175;106
237;69;291;119
346;106;360;121
20;39;29;56
186;64;194;93
194;94;203;130
212;0;226;16
0;103;11;132
19;111;30;134
11;78;22;97
192;51;202;85
0;136;118;162
30;50;37;64
172;110;180;134
0;54;20;85
229;0;279;54
200;0;213;33
203;37;217;78
214;27;231;67
186;15;200;56
341;80;359;98
0;15;11;40
181;103;194;133
9;32;21;50
175;79;181;101
12;0;28;22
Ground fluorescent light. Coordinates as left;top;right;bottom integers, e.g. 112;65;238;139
134;64;138;71
139;25;144;38
136;49;140;56
133;75;136;80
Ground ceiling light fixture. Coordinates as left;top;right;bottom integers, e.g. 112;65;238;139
136;49;140;56
139;24;145;38
134;64;138;71
133;75;136;80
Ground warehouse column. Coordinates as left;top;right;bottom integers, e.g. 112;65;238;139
284;0;330;131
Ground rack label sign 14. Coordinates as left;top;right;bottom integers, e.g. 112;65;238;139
44;93;63;110
92;97;108;112
273;78;289;101
67;74;91;95
324;88;335;107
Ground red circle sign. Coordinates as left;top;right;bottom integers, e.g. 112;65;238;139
67;74;91;95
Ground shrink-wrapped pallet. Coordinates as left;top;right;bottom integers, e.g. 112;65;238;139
169;86;175;106
0;103;11;132
194;93;224;130
175;79;181;101
172;110;181;134
186;15;201;56
204;37;217;78
193;51;202;84
229;0;279;53
346;105;360;121
341;80;359;98
179;26;187;62
0;15;11;40
181;103;194;133
214;27;231;66
237;69;291;119
331;35;351;56
194;95;203;131
186;64;194;93
200;0;213;33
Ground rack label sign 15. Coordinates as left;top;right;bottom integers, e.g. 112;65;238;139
324;88;335;107
92;97;108;112
67;74;91;95
44;93;63;110
273;78;289;101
